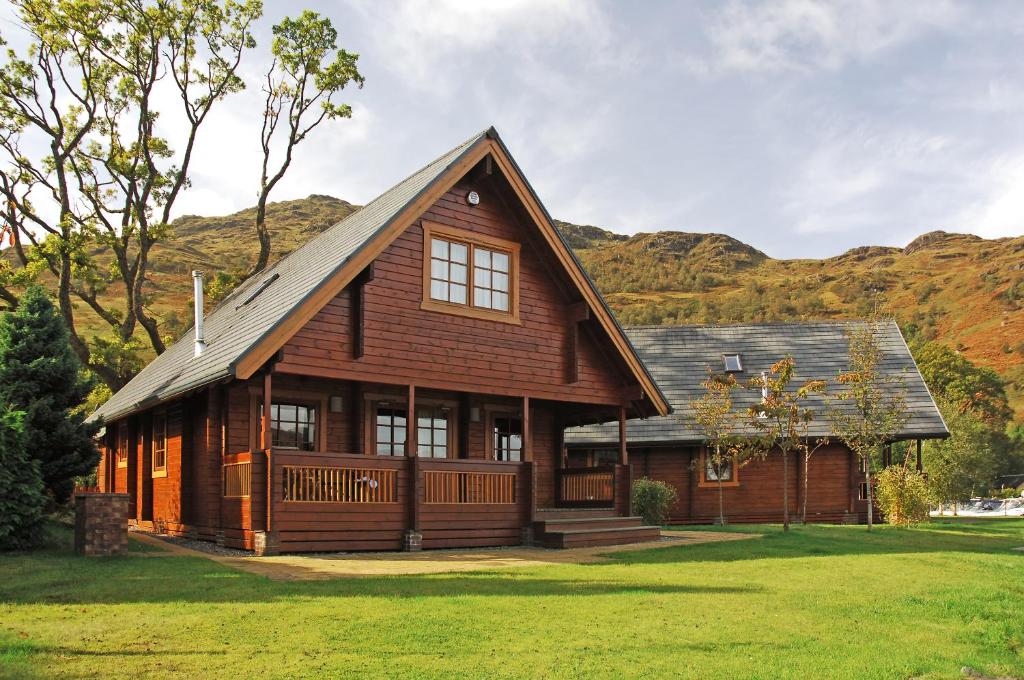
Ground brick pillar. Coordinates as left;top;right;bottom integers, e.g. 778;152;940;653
253;531;280;556
74;493;130;556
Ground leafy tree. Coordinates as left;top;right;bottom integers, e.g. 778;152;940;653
749;357;826;531
249;10;363;275
0;286;100;503
924;404;1005;512
0;0;261;389
0;404;46;550
913;342;1012;426
828;324;910;531
690;371;757;525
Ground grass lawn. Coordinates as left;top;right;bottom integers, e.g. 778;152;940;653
1;520;1022;679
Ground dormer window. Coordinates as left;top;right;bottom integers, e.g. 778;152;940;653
422;222;519;323
723;354;743;372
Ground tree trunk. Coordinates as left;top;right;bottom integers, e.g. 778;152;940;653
865;464;873;531
782;449;790;531
802;453;809;524
251;193;271;276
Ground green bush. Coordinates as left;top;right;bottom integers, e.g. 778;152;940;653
875;465;931;526
0;404;46;550
631;478;678;526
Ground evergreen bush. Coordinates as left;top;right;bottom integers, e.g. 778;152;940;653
0;405;46;550
0;286;101;504
631;478;678;526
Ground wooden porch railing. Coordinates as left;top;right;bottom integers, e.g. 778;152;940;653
557;466;615;507
423;470;517;504
281;464;398;503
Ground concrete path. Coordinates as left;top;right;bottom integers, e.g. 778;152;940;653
129;530;759;581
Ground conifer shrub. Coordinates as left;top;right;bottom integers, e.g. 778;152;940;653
631;478;678;527
0;405;46;550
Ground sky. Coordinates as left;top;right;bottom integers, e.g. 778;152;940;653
4;0;1024;259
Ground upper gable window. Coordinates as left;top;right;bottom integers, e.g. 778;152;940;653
723;354;743;372
422;222;519;323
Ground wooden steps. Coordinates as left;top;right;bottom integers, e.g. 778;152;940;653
533;509;661;549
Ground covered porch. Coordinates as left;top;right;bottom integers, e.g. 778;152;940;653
217;373;637;554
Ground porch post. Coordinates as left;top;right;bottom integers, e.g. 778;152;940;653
261;370;272;450
618;406;630;515
254;369;279;556
404;384;421;551
618;406;628;465
521;395;535;545
521;396;531;461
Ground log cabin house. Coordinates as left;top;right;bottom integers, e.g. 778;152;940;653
565;323;949;524
89;127;672;554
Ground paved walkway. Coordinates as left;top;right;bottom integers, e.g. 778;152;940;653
129;530;759;580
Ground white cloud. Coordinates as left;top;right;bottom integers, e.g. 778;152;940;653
350;0;612;92
698;0;963;75
953;154;1024;238
780;119;961;239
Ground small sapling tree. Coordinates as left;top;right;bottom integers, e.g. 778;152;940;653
828;323;910;531
748;357;826;531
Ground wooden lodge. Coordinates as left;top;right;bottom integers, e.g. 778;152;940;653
565;323;949;524
90;128;672;554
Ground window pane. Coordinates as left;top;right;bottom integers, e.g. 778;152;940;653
493;272;508;292
431;259;448;279
475;268;491;288
431;238;448;259
280;404;296;422
450;243;467;263
418;429;432;446
475;289;491;308
450;284;467;304
394;427;406;444
493;292;508;311
474;248;491;269
492;252;509;272
430;280;448;301
377;425;391;443
450;263;466;284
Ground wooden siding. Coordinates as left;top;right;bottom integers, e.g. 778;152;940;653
276;180;631;406
627;444;863;524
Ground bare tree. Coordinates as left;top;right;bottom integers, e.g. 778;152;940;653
249;10;363;276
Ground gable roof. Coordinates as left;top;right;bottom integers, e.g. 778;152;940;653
565;321;949;447
92;127;669;423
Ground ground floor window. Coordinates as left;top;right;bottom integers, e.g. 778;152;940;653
491;415;522;461
375;406;407;456
417;406;449;458
699;448;740;487
116;422;129;467
152;412;167;474
267;403;316;451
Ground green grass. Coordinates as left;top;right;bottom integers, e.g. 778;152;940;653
2;520;1023;679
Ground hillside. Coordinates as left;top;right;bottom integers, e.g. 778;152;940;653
14;194;1024;420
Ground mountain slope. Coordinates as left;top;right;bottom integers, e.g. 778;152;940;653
15;195;1024;420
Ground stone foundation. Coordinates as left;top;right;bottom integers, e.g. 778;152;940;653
74;493;129;556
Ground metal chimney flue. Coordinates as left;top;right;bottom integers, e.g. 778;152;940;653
193;270;206;357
